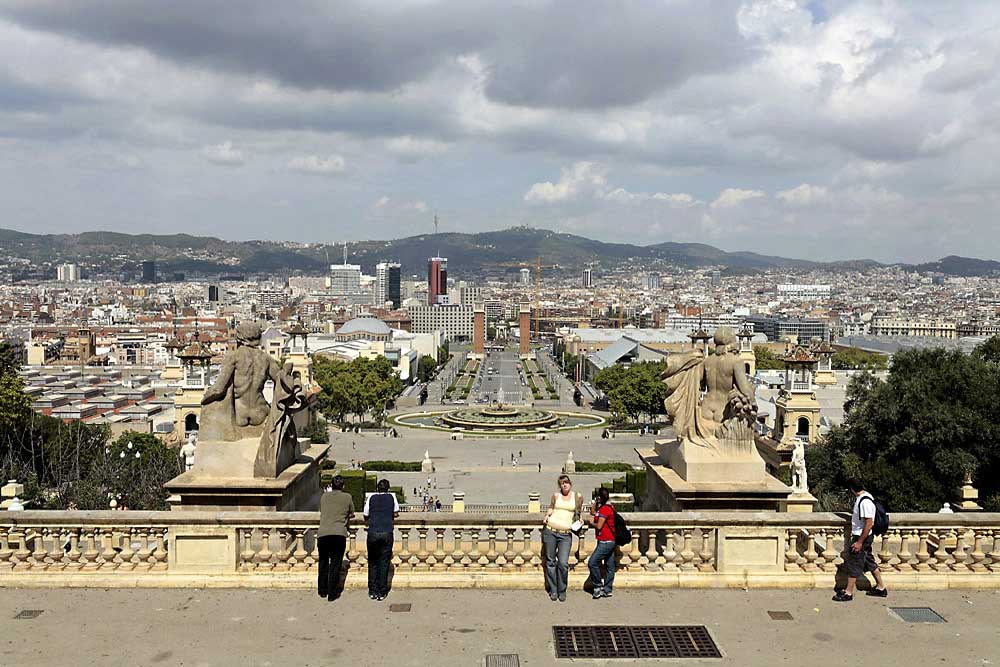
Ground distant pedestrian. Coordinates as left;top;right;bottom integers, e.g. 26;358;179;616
538;463;542;473
435;498;442;512
833;478;887;602
317;475;354;601
543;475;583;602
587;487;616;599
519;450;523;458
364;479;399;601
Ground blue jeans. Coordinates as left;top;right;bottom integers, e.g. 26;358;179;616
543;528;573;598
588;540;616;594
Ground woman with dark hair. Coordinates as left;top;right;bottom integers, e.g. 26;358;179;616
542;474;583;602
363;478;399;601
587;487;616;599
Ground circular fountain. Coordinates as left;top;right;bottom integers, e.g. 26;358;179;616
439;403;562;431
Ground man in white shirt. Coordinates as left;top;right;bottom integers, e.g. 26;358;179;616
833;477;887;602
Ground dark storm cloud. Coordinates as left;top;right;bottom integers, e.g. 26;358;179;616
0;72;88;111
0;0;752;110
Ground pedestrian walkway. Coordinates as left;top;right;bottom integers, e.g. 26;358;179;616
4;588;998;665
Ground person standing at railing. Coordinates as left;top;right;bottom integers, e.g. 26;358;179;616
317;475;354;602
587;487;616;600
364;478;399;601
542;474;583;602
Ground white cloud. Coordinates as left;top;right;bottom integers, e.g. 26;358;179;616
287;154;346;175
371;196;428;213
602;188;697;205
385;136;450;162
710;188;765;208
524;162;607;203
201;141;244;166
776;183;828;205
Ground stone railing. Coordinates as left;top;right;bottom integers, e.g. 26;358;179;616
2;511;999;589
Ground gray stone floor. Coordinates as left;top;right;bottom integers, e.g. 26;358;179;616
4;587;997;666
330;427;658;504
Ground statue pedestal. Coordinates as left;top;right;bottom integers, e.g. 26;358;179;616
165;440;329;512
638;439;815;512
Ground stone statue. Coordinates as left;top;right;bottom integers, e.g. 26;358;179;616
791;439;808;492
421;450;435;473
199;321;306;477
180;433;197;472
661;327;758;454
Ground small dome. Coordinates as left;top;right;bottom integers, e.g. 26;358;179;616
337;317;391;336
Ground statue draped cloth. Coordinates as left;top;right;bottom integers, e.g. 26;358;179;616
662;351;720;451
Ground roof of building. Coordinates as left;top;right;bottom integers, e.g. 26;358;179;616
566;328;691;344
337;317;391;336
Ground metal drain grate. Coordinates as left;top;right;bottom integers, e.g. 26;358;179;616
485;655;520;667
890;607;946;624
14;610;43;620
768;611;794;620
389;603;412;612
553;625;721;659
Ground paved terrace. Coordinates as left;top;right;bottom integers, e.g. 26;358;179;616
4;588;998;665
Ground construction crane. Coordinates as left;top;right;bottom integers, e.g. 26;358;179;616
498;257;559;341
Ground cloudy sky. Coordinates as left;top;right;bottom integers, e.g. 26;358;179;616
1;0;998;262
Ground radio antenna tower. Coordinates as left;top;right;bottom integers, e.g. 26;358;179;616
433;212;439;236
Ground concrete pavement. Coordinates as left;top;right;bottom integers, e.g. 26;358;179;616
4;587;997;666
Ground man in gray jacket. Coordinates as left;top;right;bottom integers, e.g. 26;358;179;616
318;476;355;601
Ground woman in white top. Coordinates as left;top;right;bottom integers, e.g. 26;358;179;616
542;474;583;602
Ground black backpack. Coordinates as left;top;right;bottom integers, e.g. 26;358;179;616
612;509;632;547
862;496;890;536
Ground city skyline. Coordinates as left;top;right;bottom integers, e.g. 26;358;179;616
1;1;998;262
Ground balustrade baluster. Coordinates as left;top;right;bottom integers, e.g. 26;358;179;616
663;530;680;569
256;528;274;571
47;528;66;571
679;529;696;571
290;529;308;571
0;528;12;571
623;531;640;572
149;529;167;570
877;531;893;570
968;529;988;573
462;528;478;568
801;531;818;572
134;528;153;571
80;528;100;571
118;528;136;572
342;527;355;570
987;530;1000;573
643;529;660;571
431;528;448;570
397;528;413;570
930;529;953;571
240;529;256;572
950;529;970;572
447;528;463;569
784;529;801;571
501;528;516;571
29;528;48;569
99;528;117;570
511;528;526;569
895;530;913;572
271;529;291;571
914;529;932;571
12;528;30;569
413;527;430;570
485;528;499;569
697;529;714;572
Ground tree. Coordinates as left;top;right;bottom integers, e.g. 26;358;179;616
807;348;1000;512
753;345;785;370
417;355;438;383
973;335;1000;364
593;362;666;424
831;347;888;370
86;431;182;510
0;340;21;378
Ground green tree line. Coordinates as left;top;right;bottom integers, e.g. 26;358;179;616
592;361;667;424
312;355;404;425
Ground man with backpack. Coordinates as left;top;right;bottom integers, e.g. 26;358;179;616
834;477;888;602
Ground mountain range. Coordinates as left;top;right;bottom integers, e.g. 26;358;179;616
1;226;997;277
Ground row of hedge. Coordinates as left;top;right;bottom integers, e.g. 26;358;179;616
592;470;646;510
360;460;423;472
574;461;636;472
322;469;408;508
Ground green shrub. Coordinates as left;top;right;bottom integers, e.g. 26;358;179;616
361;460;422;472
300;418;330;444
575;462;635;472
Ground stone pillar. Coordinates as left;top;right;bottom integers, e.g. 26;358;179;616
563;451;576;474
956;473;983;511
519;302;531;355
452;492;465;513
527;492;541;513
1;480;24;511
473;306;485;355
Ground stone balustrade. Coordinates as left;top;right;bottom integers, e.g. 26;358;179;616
2;511;999;589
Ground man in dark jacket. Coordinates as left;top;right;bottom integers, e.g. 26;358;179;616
364;478;399;601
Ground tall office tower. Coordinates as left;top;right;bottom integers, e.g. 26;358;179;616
427;256;448;305
374;261;402;308
206;284;220;302
57;263;80;282
519;268;532;285
141;260;157;283
642;273;661;290
458;281;483;306
328;262;362;294
582;268;593;288
710;269;721;287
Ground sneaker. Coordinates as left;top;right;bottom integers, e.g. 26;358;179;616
549;593;558;602
558;594;566;603
867;587;888;598
592;591;605;600
603;590;613;598
369;593;377;600
832;592;854;602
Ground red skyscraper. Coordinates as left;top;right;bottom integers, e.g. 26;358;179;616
428;256;448;305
